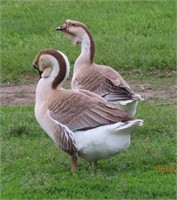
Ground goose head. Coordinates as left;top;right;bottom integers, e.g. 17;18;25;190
33;49;70;89
56;19;90;45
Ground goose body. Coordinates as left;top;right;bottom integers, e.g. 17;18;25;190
56;19;143;117
33;49;143;170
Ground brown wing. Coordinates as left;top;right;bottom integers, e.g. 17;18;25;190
52;123;77;156
72;64;137;102
48;89;130;132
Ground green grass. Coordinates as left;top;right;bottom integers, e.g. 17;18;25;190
1;100;176;199
1;0;176;84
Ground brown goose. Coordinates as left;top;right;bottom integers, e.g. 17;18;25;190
56;19;143;117
33;49;143;171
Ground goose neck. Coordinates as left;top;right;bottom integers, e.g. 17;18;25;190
35;78;52;103
75;31;95;67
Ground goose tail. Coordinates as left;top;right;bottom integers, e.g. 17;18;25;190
117;100;139;118
116;119;143;130
111;119;143;135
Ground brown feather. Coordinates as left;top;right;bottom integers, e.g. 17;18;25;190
72;65;135;101
48;89;130;132
53;124;77;156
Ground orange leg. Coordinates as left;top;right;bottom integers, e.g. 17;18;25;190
71;156;77;171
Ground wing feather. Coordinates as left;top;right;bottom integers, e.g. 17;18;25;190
48;89;130;132
72;65;141;101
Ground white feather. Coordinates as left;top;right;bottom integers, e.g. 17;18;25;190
74;120;143;161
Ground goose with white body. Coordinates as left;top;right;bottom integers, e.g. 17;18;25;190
33;49;143;170
56;19;143;117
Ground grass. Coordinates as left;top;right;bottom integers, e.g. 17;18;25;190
1;100;176;199
0;0;176;84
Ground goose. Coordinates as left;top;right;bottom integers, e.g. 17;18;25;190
56;19;143;118
33;49;143;171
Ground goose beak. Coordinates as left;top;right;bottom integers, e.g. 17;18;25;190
33;64;42;78
56;23;67;31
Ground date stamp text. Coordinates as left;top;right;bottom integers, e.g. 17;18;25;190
156;165;177;173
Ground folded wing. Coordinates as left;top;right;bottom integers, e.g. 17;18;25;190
48;89;130;132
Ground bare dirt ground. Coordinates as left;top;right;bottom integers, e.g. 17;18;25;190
0;81;176;106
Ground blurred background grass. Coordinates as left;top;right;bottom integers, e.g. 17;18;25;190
1;0;176;84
